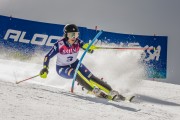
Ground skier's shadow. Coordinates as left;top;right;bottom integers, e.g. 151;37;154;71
136;94;180;106
59;91;140;112
27;82;139;112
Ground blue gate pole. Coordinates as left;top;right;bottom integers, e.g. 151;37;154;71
71;30;103;93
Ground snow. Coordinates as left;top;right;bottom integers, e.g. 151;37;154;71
0;50;180;120
0;78;180;120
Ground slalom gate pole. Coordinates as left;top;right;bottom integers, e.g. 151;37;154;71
71;30;103;93
15;74;40;84
93;46;155;50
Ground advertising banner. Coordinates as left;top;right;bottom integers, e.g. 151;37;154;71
0;15;167;78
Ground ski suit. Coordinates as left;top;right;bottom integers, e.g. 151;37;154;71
43;38;112;93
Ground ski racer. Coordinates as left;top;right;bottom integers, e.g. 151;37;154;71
39;24;125;101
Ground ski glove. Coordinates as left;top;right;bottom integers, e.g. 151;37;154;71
40;66;48;78
82;43;95;54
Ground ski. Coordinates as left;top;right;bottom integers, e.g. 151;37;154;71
87;90;135;103
113;95;135;102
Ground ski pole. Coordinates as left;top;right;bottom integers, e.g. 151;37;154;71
15;74;40;84
93;46;155;50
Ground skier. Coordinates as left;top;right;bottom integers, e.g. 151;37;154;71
39;24;125;101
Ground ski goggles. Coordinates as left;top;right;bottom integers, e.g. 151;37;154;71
67;32;79;39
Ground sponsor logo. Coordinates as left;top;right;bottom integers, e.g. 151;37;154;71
3;29;62;46
61;47;79;54
127;43;161;61
141;45;161;61
59;45;80;54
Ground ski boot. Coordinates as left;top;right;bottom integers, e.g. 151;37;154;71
92;87;108;99
108;90;126;101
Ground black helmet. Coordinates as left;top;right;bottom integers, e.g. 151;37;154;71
64;24;79;34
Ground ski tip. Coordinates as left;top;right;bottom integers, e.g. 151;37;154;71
129;96;135;102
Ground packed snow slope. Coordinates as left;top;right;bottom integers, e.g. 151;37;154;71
0;50;180;120
0;77;180;120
